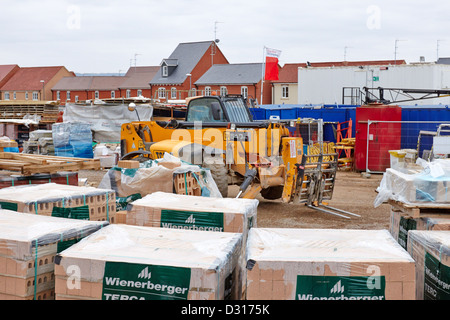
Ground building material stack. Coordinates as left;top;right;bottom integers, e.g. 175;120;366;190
0;183;116;223
246;228;416;300
54;224;243;300
0;210;108;300
52;122;94;159
407;230;450;300
23;130;54;155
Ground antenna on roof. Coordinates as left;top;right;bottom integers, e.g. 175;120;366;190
212;21;223;66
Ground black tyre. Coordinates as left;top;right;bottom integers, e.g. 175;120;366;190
260;185;284;200
202;155;229;198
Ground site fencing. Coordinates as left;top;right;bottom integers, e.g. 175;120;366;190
356;120;450;173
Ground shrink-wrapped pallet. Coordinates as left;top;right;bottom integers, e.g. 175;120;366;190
0;183;116;223
0;210;108;300
54;224;243;300
407;230;450;300
126;192;258;234
389;209;450;249
246;228;416;300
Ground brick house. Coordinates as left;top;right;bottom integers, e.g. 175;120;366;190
272;60;406;104
0;65;20;100
119;66;159;98
0;66;74;102
195;63;273;104
149;41;229;101
51;76;125;104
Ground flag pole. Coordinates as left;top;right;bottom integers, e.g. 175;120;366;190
261;46;266;105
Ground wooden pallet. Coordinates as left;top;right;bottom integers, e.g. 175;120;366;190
388;199;450;218
0;152;100;175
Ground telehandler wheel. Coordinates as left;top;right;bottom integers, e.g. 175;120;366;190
202;155;229;198
260;185;284;200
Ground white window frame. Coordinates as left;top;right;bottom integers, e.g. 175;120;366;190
171;88;177;99
205;87;211;96
56;91;60;100
111;91;115;99
4;92;9;100
32;91;39;101
95;91;99;99
25;92;29;100
137;89;142;97
241;86;248;99
282;85;289;99
220;86;227;96
13;92;16;100
126;89;131;98
158;87;166;99
66;91;71;100
162;65;168;77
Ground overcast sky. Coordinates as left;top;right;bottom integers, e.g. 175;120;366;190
1;0;450;74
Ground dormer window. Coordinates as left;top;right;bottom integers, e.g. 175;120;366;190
162;66;168;77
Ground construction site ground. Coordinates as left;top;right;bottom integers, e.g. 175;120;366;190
81;169;390;230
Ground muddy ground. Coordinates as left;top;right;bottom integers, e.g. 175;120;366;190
81;169;390;231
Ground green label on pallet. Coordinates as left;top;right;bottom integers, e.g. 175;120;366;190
160;209;224;232
0;201;17;211
52;205;90;220
398;216;417;249
296;275;386;300
102;262;191;300
424;252;450;300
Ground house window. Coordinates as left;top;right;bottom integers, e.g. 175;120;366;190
171;88;177;99
67;91;71;100
220;86;227;96
13;92;16;100
4;92;9;100
158;88;166;99
162;66;168;77
126;90;131;98
191;88;197;97
75;95;79;102
111;91;115;99
205;87;211;96
137;89;142;97
282;85;289;99
56;91;60;100
32;91;39;101
25;92;29;100
95;91;99;99
241;86;248;99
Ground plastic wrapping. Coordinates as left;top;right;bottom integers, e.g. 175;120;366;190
54;224;243;300
0;209;108;300
127;191;258;232
52;122;94;159
406;230;450;300
374;159;450;207
0;183;116;223
245;228;415;300
99;153;223;212
389;209;450;250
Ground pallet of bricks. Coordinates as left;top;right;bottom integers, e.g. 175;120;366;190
246;228;416;300
54;224;243;300
0;172;79;189
0;183;116;223
0;210;108;300
122;191;259;299
377;160;450;299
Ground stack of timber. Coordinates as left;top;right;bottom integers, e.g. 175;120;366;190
0;101;59;124
0;152;100;175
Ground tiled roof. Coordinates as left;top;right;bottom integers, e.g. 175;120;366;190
1;66;67;91
121;66;159;89
52;76;125;91
150;41;223;85
0;65;19;88
195;63;264;85
273;60;407;83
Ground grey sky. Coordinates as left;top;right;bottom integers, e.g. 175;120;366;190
1;0;450;73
